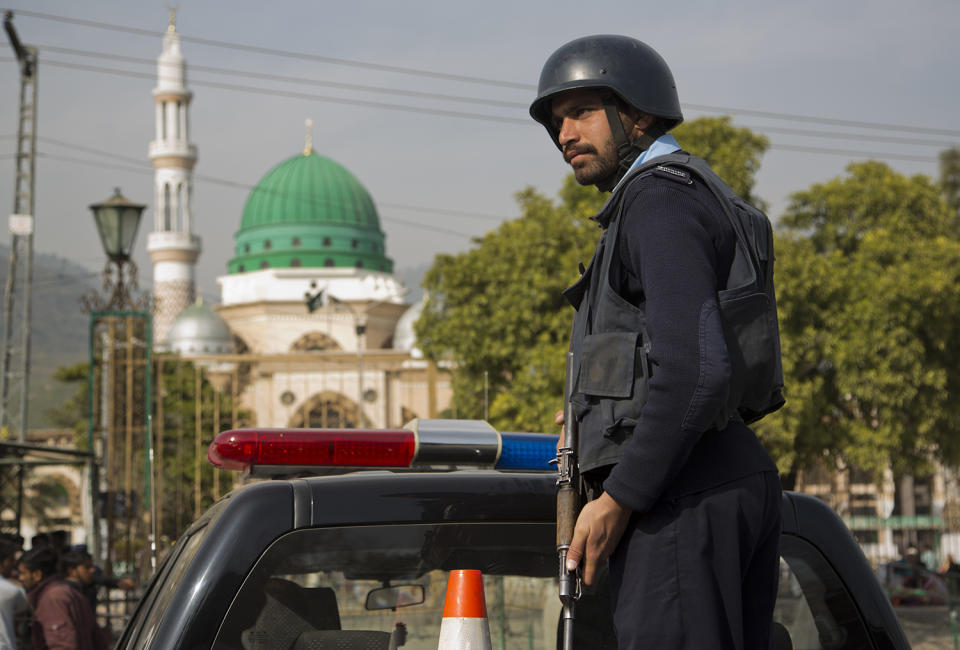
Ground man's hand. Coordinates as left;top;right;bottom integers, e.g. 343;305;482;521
565;491;631;586
555;409;565;452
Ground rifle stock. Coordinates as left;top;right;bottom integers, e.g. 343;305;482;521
557;351;582;650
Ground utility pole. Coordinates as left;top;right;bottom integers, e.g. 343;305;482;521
0;10;38;444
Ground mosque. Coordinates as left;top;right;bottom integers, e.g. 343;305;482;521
146;15;450;430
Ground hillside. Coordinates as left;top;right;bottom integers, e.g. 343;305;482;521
0;244;97;428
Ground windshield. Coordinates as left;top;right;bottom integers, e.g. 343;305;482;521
213;521;558;649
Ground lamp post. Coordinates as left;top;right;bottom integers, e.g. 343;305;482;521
82;187;150;577
83;188;146;311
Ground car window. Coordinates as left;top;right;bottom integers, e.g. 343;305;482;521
213;522;559;650
776;536;873;650
132;528;210;647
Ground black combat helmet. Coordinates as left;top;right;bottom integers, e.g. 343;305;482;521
529;35;683;149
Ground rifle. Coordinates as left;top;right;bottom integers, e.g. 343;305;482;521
556;351;582;650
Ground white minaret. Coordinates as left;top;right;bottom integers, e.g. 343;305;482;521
147;9;201;347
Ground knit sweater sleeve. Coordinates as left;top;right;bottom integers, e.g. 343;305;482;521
603;177;733;513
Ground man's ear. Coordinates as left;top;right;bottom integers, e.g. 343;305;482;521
628;112;655;139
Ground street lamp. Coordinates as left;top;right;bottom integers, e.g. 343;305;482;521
83;188;146;311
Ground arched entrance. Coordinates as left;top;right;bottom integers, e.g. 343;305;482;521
290;331;342;352
288;391;370;428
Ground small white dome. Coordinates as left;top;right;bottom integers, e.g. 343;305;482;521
167;302;234;356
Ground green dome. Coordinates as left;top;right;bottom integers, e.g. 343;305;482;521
228;152;393;273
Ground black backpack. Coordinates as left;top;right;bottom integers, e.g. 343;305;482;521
631;153;785;424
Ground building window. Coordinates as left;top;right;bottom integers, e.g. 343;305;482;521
238;264;245;272
324;259;335;267
292;237;301;247
243;243;250;253
372;243;378;252
290;258;302;267
260;260;269;269
264;239;272;250
351;239;358;249
323;237;331;247
356;260;364;269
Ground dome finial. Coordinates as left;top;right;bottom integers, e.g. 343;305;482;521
166;5;178;33
303;118;314;156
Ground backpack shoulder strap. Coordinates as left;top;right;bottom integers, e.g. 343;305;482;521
626;153;764;285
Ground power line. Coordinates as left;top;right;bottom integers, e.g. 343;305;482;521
684;104;960;138
20;58;960;154
37;136;512;223
9;7;960;138
31;46;960;150
34;151;493;238
8;8;533;90
766;143;939;163
23;58;531;125
36;44;528;110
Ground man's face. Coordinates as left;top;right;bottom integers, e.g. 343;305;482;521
0;555;15;579
550;89;619;187
70;560;95;585
17;563;40;590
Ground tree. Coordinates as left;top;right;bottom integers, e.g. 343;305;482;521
49;358;247;541
756;161;960;480
940;147;960;224
47;362;90;438
416;117;769;433
672;116;769;208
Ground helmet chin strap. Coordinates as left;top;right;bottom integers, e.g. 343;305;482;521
596;95;664;192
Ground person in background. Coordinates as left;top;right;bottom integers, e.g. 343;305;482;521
66;546;136;613
59;552;95;599
17;547;108;650
0;540;29;650
49;532;69;557
920;543;938;572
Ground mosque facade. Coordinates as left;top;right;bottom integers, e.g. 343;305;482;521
151;17;450;431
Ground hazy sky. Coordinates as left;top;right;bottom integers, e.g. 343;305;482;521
1;0;957;301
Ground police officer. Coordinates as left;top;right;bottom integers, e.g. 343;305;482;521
530;36;782;649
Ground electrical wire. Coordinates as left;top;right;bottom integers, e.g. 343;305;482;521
29;46;960;149
35;44;528;110
37;136;512;224
34;151;487;239
19;58;531;125
7;8;533;90
7;7;960;138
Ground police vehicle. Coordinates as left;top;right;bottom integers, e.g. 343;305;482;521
115;419;910;649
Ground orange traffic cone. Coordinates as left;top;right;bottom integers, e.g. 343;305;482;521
438;569;492;649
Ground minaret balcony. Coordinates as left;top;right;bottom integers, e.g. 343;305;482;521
149;141;198;160
148;231;201;254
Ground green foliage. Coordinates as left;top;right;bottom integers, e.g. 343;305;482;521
416;177;602;431
47;362;91;438
48;357;246;538
940;147;960;221
756;161;960;478
673;116;770;207
416;117;768;434
155;361;247;536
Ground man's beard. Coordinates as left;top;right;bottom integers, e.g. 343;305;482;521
565;141;620;188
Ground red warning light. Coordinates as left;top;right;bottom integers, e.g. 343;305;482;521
208;429;416;470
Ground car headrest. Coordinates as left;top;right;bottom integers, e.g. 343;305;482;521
770;621;793;650
292;630;392;650
264;578;341;630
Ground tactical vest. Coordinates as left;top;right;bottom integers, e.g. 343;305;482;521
563;153;785;474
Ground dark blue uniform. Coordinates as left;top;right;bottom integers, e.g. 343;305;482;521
567;160;781;649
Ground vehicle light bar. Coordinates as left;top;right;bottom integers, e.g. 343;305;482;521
208;419;559;475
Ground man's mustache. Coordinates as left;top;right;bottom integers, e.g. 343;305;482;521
563;145;596;163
